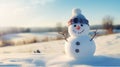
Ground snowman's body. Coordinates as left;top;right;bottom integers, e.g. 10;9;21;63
65;8;96;59
65;36;95;59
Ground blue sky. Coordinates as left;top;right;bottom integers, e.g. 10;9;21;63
0;0;120;27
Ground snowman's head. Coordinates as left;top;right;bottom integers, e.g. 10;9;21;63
68;8;90;37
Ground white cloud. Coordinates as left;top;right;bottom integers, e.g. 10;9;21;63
0;0;55;27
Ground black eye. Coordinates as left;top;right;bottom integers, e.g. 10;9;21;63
81;24;83;26
74;25;76;27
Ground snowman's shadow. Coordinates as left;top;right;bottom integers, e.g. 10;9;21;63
68;55;120;66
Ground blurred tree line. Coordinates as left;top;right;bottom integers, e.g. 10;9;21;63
102;15;114;34
90;15;120;34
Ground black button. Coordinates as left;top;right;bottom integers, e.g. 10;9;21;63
76;41;80;45
75;49;79;53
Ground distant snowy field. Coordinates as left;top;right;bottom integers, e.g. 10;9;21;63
0;32;64;47
0;33;120;67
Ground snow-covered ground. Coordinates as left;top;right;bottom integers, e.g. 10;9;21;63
0;33;120;67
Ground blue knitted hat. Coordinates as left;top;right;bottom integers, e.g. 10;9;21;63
68;8;89;26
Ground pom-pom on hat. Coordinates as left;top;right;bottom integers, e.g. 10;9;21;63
72;8;81;16
68;8;89;26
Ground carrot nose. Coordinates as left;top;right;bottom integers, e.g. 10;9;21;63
76;25;80;30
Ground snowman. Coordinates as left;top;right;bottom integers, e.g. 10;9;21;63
65;8;96;59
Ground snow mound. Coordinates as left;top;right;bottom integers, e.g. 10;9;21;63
95;33;120;57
